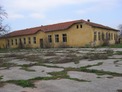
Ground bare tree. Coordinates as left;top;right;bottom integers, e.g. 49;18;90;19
0;5;10;36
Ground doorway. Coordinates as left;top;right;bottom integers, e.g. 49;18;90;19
40;39;44;48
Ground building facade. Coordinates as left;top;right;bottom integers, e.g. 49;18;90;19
0;19;119;48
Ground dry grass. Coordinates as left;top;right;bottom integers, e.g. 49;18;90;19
44;52;57;56
4;54;40;62
82;53;108;60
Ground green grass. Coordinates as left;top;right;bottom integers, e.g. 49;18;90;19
80;68;122;76
82;53;108;60
115;51;122;55
0;76;3;80
109;43;122;48
80;62;103;69
8;80;35;88
48;70;69;79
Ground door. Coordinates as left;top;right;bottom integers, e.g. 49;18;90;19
40;39;44;48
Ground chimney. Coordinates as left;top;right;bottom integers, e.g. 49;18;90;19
87;19;90;22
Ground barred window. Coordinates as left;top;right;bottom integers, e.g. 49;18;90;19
23;38;26;44
98;32;101;40
33;37;36;44
15;39;17;45
48;35;52;43
62;34;67;42
76;25;79;29
102;33;104;41
55;34;59;42
11;39;13;45
28;37;31;44
94;32;97;41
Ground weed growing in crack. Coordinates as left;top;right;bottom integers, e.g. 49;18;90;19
7;80;35;88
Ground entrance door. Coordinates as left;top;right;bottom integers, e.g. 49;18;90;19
40;39;44;48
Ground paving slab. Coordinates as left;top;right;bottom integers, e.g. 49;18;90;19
89;60;122;73
0;66;63;81
8;59;36;65
68;71;113;81
109;55;122;59
1;78;122;92
29;66;63;73
44;59;103;68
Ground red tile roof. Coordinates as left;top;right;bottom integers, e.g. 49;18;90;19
7;19;118;37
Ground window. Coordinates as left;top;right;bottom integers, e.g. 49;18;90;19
23;38;26;44
48;35;52;43
102;33;104;41
62;34;67;42
11;39;13;45
19;38;22;43
76;25;79;29
80;25;82;28
109;33;110;40
94;32;97;41
106;33;109;40
55;34;59;42
28;37;31;44
111;33;113;40
8;40;10;46
98;32;101;40
15;39;17;45
114;34;116;40
33;37;36;44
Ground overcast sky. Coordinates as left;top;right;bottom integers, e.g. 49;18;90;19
1;0;122;31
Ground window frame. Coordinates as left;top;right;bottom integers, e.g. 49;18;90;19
48;35;52;43
98;32;101;40
15;39;17;45
11;39;13;45
28;37;31;44
55;34;59;43
33;37;36;44
62;34;67;42
23;38;26;44
94;32;97;41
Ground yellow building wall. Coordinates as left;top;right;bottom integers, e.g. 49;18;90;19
92;27;118;46
0;22;119;48
36;22;93;48
0;38;7;48
8;35;38;48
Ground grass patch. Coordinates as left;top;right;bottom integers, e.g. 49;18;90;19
82;53;108;60
0;59;17;68
115;51;122;55
45;54;82;64
4;54;41;62
113;60;119;64
8;80;35;88
48;70;89;82
79;62;122;76
109;43;122;48
20;66;35;72
31;76;56;80
0;76;3;80
80;68;122;76
48;70;69;79
44;52;57;56
80;62;103;69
